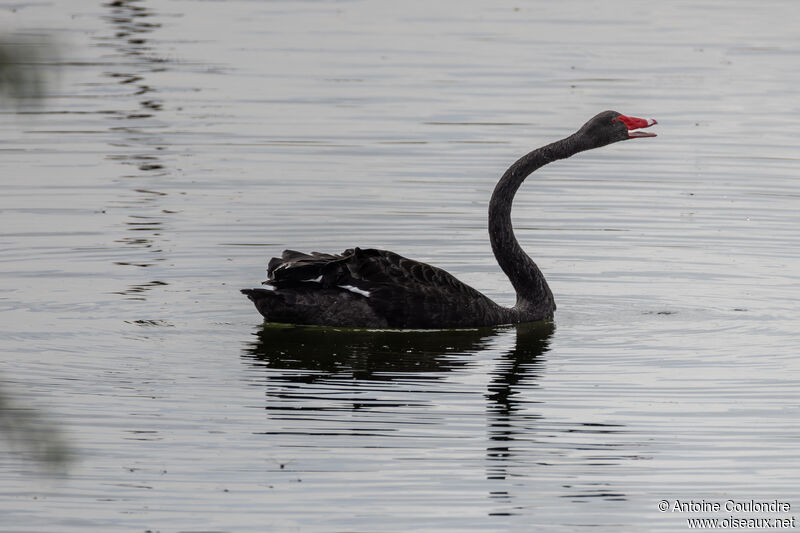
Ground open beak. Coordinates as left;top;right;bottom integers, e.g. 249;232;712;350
616;115;658;138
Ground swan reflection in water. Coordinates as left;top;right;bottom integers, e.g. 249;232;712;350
243;323;525;382
242;322;553;454
242;321;627;505
243;321;551;390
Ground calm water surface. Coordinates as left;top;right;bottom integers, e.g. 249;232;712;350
1;1;799;531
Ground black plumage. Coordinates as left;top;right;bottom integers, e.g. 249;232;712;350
242;110;657;328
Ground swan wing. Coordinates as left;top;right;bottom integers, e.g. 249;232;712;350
265;247;496;327
267;247;475;296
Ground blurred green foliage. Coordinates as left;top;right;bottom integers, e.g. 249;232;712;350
1;32;70;468
0;33;55;103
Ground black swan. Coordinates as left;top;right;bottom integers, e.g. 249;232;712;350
242;110;657;328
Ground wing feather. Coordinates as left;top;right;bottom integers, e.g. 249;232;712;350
264;247;503;327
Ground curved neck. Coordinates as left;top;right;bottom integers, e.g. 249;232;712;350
488;133;586;316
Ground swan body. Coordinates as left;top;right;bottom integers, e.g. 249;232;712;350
242;110;657;328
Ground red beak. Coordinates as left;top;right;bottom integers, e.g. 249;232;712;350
616;115;658;138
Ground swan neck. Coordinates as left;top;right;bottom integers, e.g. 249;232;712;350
488;137;577;317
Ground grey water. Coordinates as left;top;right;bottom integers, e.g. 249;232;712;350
1;0;799;531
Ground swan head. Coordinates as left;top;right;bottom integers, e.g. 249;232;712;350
578;110;657;148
